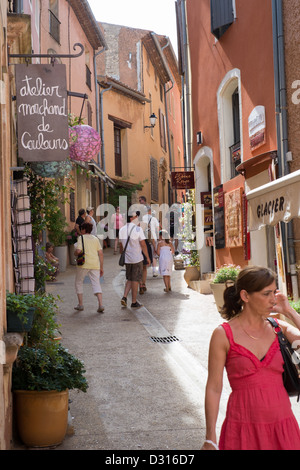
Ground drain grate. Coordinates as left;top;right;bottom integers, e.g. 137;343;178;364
150;335;180;344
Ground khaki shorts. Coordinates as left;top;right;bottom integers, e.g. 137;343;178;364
125;261;143;282
75;268;102;294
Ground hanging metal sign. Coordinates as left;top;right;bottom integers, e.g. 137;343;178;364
15;64;69;162
171;171;195;189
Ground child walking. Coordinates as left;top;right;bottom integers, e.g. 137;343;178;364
157;230;175;292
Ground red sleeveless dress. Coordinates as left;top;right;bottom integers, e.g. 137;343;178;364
219;322;300;450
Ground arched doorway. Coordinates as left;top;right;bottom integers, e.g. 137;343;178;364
194;147;215;276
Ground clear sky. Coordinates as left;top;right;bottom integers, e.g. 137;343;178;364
87;0;178;56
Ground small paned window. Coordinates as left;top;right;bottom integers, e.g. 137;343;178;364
114;126;122;177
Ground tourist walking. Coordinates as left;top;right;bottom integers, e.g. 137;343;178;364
75;208;86;235
110;206;124;254
119;212;151;309
202;266;300;450
74;222;104;313
156;230;174;292
142;206;160;278
85;206;97;236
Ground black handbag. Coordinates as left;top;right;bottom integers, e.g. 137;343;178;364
76;235;85;266
268;317;300;400
119;226;134;266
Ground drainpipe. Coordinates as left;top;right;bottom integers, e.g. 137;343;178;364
180;0;192;169
161;37;175;173
272;0;299;299
94;47;107;167
99;83;112;174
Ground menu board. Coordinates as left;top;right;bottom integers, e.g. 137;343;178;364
224;187;243;248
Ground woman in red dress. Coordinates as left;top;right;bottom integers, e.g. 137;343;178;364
202;266;300;450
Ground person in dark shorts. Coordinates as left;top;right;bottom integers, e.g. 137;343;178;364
119;213;150;308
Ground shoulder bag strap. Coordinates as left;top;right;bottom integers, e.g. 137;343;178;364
123;225;135;254
267;317;289;347
81;235;85;253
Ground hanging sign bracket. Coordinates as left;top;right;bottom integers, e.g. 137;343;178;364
8;43;84;66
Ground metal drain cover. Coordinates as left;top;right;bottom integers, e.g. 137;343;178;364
150;335;180;344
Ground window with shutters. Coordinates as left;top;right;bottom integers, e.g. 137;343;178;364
150;157;159;201
49;0;60;44
159;109;167;151
211;0;234;40
87;101;93;127
114;126;122;177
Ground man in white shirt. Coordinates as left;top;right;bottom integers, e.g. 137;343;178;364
119;212;151;308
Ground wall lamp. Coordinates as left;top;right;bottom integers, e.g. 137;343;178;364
144;113;157;129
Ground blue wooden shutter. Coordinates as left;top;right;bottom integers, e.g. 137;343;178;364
211;0;234;39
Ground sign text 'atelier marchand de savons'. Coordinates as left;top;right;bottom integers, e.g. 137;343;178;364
15;64;69;162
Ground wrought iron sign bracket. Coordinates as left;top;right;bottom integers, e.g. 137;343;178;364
8;43;84;66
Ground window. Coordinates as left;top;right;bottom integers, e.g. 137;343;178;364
159;109;167;151
230;88;241;178
150;157;159;201
86;65;92;90
49;0;60;44
160;83;164;103
87;101;92;127
114;126;122;177
9;0;23;13
211;0;234;40
149;92;154;138
217;69;242;182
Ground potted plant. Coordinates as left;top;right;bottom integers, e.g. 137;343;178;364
47;209;68;272
289;299;300;314
12;293;88;448
6;292;36;333
66;228;78;265
183;250;200;287
210;264;240;312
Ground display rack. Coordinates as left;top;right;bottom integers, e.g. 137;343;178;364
11;178;35;294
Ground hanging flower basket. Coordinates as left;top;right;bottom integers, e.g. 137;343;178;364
29;159;73;178
69;125;101;162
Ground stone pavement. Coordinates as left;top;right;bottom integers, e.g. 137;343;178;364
15;247;300;450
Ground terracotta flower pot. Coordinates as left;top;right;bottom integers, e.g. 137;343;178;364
184;266;200;286
210;283;226;312
14;390;69;448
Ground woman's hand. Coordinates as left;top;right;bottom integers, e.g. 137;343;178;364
273;291;294;317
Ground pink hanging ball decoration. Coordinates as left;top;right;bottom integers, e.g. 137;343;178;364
69;125;101;162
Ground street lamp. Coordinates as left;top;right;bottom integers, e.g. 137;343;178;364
144;113;157;129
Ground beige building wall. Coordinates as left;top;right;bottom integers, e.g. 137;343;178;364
101;43;172;207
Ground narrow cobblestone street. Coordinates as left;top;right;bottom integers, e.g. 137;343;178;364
12;247;293;452
40;247;227;450
12;247;300;452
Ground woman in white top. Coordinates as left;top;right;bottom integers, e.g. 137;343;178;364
85;207;97;236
